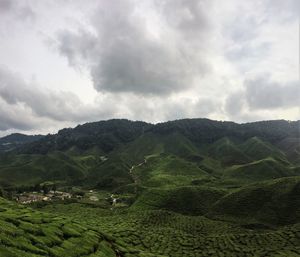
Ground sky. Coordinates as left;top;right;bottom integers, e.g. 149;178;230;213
0;0;299;136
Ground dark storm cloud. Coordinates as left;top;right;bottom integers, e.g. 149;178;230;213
57;0;212;95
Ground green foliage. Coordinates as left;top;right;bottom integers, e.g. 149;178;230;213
38;203;300;257
223;157;294;183
0;118;300;256
0;197;155;257
209;176;300;225
131;186;226;215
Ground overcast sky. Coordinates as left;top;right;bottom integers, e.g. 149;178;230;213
0;0;299;136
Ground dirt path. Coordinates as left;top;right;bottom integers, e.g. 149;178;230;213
129;158;147;194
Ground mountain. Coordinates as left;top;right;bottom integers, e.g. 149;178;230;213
18;119;150;155
0;133;43;152
0;118;299;190
15;119;300;155
0;118;300;256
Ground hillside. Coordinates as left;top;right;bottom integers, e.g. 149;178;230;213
223;157;294;183
17;119;150;155
0;118;300;256
0;118;298;190
0;197;154;257
0;134;43;152
209;176;300;226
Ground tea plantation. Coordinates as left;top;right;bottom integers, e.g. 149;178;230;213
1;119;300;256
0;198;158;257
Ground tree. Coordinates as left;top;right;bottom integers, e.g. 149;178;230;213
42;184;49;195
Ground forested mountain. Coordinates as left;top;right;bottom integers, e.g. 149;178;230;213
13;118;300;154
0;118;299;256
0;133;43;152
0;118;298;189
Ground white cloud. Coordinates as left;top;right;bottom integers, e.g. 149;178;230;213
0;0;298;135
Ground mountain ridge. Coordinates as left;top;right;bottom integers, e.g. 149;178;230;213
4;118;298;155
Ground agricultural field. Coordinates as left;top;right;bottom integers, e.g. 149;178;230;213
0;119;300;256
0;197;159;257
37;203;300;257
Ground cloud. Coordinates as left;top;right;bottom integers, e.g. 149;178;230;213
0;67;118;131
0;0;34;21
0;99;35;131
225;91;246;116
221;0;298;81
245;76;300;110
0;0;298;135
265;0;299;21
225;75;300;122
56;0;213;96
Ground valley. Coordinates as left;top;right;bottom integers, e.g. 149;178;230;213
0;119;299;256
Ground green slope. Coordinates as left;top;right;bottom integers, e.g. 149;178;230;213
239;137;288;161
131;154;211;188
207;138;251;165
0;198;154;257
118;132;200;165
276;137;300;164
223;157;294;183
37;204;300;257
0;153;86;187
209;176;300;225
130;186;226;215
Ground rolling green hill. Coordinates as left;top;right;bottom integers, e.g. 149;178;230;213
0;118;298;190
0;134;43;153
206;137;250;165
0;153;86;187
223;157;294;183
239;137;287;161
130;186;226;215
209;176;300;225
0;118;300;256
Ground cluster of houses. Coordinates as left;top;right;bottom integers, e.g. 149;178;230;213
16;190;72;204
